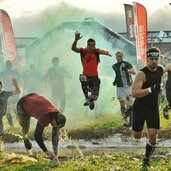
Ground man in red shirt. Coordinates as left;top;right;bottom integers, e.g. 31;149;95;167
17;93;66;164
71;31;112;110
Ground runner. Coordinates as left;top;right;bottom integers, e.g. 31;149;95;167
71;31;112;110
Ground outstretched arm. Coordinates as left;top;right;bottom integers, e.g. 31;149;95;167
98;49;112;57
71;31;82;53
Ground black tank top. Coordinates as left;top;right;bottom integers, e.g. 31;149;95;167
133;66;163;110
166;71;171;90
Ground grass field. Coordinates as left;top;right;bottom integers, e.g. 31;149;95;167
0;111;171;171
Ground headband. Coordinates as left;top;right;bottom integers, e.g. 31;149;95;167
147;52;160;58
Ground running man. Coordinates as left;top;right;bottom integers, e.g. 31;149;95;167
132;47;163;167
112;51;136;127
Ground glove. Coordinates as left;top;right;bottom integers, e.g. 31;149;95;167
150;84;162;94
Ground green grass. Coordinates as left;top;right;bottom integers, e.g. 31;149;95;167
1;110;171;170
0;150;171;171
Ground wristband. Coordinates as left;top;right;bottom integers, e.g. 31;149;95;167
147;87;152;93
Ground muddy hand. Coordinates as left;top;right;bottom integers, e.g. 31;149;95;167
45;150;55;159
75;31;82;41
54;155;60;165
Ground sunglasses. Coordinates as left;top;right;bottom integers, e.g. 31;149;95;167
87;42;95;46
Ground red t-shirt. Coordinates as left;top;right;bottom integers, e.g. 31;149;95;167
80;48;100;76
22;94;59;127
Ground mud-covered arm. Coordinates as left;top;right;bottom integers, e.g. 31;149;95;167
34;122;47;152
52;127;59;155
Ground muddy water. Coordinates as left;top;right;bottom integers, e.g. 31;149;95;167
3;134;171;156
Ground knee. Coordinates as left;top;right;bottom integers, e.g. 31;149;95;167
133;135;141;139
91;95;98;101
148;134;157;143
133;131;142;139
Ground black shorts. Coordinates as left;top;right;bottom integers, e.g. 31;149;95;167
132;107;160;131
80;75;101;97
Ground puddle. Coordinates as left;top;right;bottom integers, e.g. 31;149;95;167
3;134;171;156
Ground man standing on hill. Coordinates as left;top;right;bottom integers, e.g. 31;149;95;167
71;31;112;110
132;47;163;167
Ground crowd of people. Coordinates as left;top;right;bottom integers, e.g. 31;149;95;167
0;31;170;168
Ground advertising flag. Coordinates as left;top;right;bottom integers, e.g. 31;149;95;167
133;2;147;64
0;9;18;65
124;4;135;42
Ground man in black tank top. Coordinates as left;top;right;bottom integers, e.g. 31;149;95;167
163;64;171;119
131;47;163;167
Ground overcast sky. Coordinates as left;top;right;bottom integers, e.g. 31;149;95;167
1;0;171;17
1;0;171;36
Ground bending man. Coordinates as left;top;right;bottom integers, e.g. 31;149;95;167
17;93;66;163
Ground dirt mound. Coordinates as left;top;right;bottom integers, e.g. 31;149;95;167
2;133;22;143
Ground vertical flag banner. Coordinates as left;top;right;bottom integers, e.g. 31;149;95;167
124;4;135;42
133;2;147;64
0;9;18;65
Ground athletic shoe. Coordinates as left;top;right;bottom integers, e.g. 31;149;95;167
24;139;32;150
83;98;91;106
142;158;150;167
163;108;169;120
89;101;95;110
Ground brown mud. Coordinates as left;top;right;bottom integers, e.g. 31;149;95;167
3;126;171;143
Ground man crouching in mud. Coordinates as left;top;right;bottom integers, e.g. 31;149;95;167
17;93;66;164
